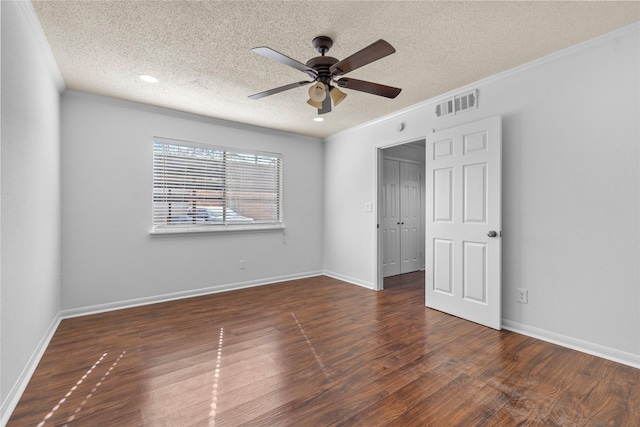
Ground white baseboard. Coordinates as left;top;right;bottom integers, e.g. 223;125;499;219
60;271;324;319
1;314;62;427
502;319;640;370
323;271;374;290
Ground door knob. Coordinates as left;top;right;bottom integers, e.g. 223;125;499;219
487;230;498;238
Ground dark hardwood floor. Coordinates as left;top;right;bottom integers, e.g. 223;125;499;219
8;272;640;426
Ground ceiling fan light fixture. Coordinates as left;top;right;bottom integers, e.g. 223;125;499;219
307;98;323;109
329;86;347;106
308;82;327;103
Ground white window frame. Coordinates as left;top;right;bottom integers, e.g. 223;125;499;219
151;137;284;235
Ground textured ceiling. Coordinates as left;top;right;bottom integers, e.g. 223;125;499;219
32;1;639;138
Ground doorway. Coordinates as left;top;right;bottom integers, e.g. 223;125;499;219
378;139;426;289
375;117;502;330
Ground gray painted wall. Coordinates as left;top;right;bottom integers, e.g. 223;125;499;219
60;92;324;311
1;0;62;415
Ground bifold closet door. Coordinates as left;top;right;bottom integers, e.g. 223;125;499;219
382;159;422;277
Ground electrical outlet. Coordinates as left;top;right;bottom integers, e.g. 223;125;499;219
240;260;245;270
517;288;528;304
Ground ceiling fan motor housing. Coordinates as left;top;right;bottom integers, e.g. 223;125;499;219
306;56;338;85
309;36;337;85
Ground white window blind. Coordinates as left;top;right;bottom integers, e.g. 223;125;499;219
153;138;283;232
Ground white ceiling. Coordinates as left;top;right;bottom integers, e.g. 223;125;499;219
32;1;639;138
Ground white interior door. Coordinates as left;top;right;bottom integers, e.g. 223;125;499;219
400;162;421;273
382;159;401;277
425;116;502;330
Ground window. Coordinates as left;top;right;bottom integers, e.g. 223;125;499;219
152;137;283;233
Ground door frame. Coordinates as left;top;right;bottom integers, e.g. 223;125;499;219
374;135;427;291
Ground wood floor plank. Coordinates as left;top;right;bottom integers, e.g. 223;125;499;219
7;272;640;426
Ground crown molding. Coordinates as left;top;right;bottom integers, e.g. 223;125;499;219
327;21;640;141
62;90;323;142
16;0;66;92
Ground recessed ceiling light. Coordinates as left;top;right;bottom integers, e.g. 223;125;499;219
138;74;159;83
313;117;324;122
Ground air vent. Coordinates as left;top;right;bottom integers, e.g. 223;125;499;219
435;98;454;118
455;90;477;113
435;89;478;118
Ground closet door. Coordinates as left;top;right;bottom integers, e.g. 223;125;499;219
383;159;422;277
400;162;421;273
382;159;401;277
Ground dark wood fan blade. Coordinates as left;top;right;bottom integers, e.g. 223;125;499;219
335;77;402;98
252;47;317;78
248;81;313;100
329;39;395;76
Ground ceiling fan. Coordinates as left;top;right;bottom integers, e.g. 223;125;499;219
248;36;402;115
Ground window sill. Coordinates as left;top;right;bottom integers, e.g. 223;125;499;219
149;223;284;237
